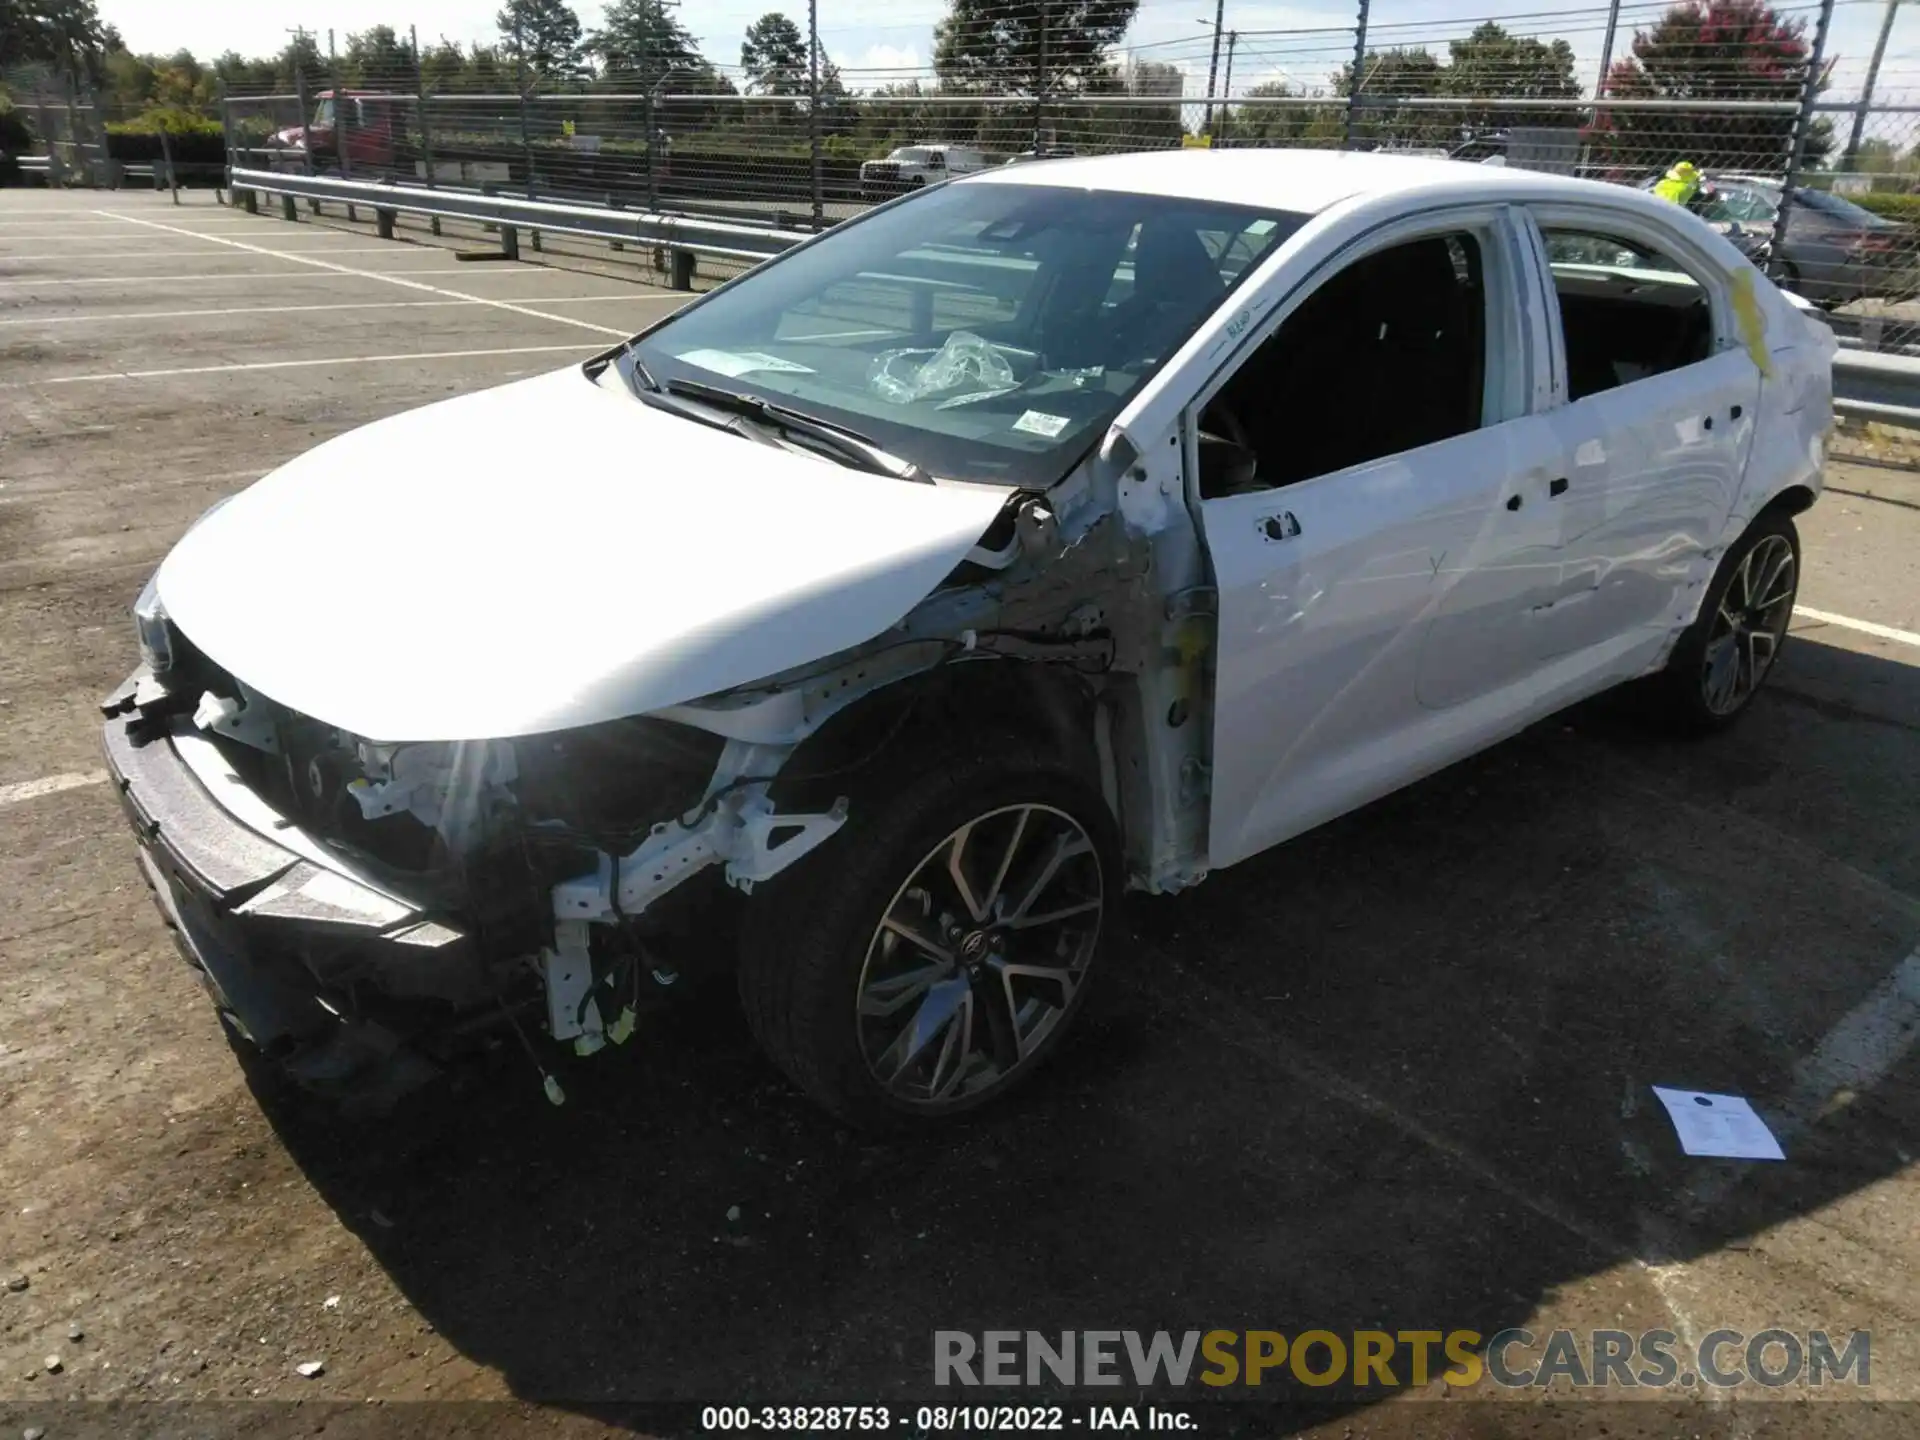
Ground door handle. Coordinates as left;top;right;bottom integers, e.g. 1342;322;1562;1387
1549;477;1569;497
1505;494;1523;511
1259;511;1301;542
1703;415;1714;431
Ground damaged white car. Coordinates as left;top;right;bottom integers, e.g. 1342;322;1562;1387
105;150;1833;1126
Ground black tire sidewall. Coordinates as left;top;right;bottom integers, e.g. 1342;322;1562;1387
739;738;1119;1128
1661;511;1800;731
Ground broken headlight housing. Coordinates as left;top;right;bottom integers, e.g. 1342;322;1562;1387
133;571;174;676
134;496;234;676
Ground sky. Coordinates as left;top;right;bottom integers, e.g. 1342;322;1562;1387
102;0;1920;105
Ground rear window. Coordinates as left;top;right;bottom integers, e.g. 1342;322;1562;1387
1795;188;1895;228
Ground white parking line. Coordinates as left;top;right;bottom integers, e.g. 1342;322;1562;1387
0;227;395;239
1796;605;1920;649
1680;941;1920;1222
98;210;629;338
1786;944;1920;1123
0;294;683;326
0;247;414;261
9;342;602;386
0;771;108;809
0;268;593;288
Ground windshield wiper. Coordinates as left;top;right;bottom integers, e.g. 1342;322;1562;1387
610;339;657;394
659;377;930;483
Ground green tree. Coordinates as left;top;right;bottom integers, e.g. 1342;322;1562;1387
932;0;1137;96
1444;22;1579;133
498;0;584;79
1587;0;1833;175
741;12;807;97
340;25;415;88
1;0;109;80
591;0;705;88
1334;46;1447;149
1227;79;1342;148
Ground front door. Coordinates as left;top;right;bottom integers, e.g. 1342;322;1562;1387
1197;216;1566;869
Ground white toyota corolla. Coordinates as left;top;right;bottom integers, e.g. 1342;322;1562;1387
105;149;1833;1126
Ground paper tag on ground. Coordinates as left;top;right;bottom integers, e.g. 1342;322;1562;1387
1013;410;1070;438
1652;1087;1785;1160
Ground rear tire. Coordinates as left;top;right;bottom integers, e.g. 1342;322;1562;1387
1644;511;1800;735
738;733;1118;1129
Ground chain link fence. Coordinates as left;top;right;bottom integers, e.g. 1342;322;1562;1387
2;64;115;185
31;0;1920;371
205;0;1920;324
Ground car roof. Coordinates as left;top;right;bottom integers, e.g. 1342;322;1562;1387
964;146;1624;213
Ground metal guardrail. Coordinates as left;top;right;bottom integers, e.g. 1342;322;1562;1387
227;167;806;283
1832;350;1920;429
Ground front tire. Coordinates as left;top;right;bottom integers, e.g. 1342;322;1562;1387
1646;511;1800;734
738;736;1117;1128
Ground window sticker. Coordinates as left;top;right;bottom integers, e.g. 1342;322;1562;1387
1012;410;1071;438
675;349;816;378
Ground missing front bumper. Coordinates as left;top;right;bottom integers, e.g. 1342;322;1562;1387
101;670;494;1080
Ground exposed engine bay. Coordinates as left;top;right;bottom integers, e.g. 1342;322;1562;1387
110;444;1213;1102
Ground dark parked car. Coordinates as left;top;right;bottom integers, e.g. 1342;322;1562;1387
1644;173;1909;307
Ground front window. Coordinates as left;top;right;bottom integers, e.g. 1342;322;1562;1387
1700;185;1778;226
631;182;1307;487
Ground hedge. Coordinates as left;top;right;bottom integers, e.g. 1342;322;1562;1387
104;121;227;167
1850;191;1920;224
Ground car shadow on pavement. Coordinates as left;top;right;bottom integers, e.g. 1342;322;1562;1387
248;634;1920;1425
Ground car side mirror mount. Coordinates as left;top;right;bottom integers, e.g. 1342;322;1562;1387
1197;434;1260;498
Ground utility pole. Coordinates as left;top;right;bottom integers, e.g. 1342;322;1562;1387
328;28;352;187
809;0;822;225
1594;0;1622;98
1036;0;1049;150
1202;0;1225;137
288;27;315;179
1219;30;1237;144
1845;0;1901;170
1343;0;1371;149
1770;0;1838;279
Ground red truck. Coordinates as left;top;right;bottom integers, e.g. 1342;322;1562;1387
266;90;404;172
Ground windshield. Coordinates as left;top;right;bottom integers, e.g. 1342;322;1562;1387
892;147;934;163
311;98;335;128
631;182;1307;487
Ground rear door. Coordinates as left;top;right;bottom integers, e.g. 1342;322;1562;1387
1518;207;1762;660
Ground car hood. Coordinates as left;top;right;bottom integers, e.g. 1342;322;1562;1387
157;365;1010;742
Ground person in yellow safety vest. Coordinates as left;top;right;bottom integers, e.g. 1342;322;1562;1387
1654;160;1705;208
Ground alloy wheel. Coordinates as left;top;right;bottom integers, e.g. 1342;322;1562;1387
855;803;1104;1109
1701;533;1797;716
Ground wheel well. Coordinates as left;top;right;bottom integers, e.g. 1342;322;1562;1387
1759;484;1817;519
770;659;1103;811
